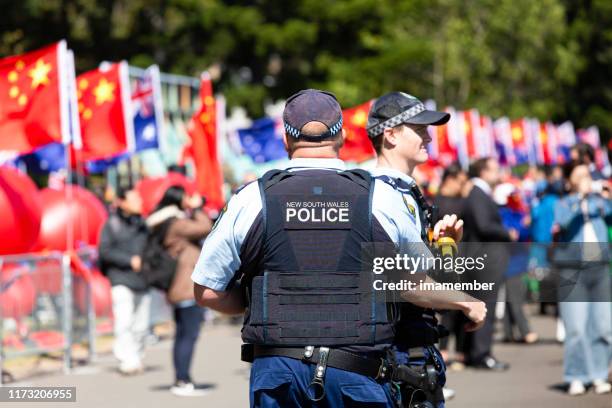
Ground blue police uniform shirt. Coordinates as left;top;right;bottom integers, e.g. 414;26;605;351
371;166;433;272
191;159;432;290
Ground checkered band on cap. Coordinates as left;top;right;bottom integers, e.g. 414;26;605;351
284;117;343;139
367;103;426;137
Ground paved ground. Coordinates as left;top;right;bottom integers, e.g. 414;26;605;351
3;312;611;408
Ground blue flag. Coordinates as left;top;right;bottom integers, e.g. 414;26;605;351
237;117;286;163
132;65;164;152
15;143;66;173
86;153;130;174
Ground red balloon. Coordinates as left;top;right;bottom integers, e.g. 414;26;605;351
74;269;112;316
0;166;42;254
0;264;37;319
136;172;197;216
34;186;108;251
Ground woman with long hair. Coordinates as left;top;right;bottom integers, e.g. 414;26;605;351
146;185;212;396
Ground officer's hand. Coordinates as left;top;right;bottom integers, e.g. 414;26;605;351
433;214;464;242
462;301;487;332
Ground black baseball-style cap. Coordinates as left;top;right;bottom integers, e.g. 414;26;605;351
366;92;450;138
283;89;343;141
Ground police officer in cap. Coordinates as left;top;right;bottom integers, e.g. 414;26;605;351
367;92;487;407
193;89;414;407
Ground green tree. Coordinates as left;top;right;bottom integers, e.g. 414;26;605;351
0;0;609;145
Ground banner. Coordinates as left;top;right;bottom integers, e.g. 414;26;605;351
76;61;134;161
0;41;70;155
237;117;286;163
339;101;375;162
132;65;164;152
184;72;224;212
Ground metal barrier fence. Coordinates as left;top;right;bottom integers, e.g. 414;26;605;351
0;248;113;385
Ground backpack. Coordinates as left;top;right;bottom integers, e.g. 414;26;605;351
141;218;178;291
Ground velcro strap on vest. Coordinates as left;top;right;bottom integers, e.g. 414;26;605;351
280;327;359;338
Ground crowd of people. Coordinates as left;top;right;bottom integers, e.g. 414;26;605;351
429;142;611;397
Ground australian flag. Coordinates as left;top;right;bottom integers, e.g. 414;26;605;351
237;117;287;163
132;65;164;152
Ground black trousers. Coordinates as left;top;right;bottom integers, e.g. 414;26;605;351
439;310;466;353
463;270;502;364
173;304;204;382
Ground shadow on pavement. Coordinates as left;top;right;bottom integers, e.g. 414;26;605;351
549;383;570;393
149;383;217;391
103;364;165;374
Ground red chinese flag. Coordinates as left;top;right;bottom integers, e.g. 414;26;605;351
185;73;224;212
76;62;133;161
339;101;375;162
538;123;551;165
463;110;479;159
0;41;69;154
434;114;458;167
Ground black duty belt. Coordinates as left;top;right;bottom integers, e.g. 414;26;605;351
242;344;392;381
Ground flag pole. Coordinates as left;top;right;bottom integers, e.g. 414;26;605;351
59;41;75;253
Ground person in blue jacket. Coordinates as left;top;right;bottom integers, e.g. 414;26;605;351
553;161;611;396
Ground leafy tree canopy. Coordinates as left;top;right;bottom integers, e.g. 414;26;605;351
1;0;609;143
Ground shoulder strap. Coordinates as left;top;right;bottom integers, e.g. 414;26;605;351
338;168;372;191
340;169;374;241
257;169;293;242
374;175;435;242
259;169;294;191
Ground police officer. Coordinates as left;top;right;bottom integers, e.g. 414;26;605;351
366;92;487;407
193;89;408;407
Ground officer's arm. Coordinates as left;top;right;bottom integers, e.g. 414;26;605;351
191;182;262;314
400;282;486;331
194;284;245;315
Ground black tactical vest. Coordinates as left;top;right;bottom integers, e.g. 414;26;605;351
241;168;396;347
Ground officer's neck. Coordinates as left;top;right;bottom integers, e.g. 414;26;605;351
290;147;340;159
376;154;416;177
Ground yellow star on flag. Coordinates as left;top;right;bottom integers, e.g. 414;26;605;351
93;78;116;105
199;112;210;124
28;59;52;88
351;110;367;127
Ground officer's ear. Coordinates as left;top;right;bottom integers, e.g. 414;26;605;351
283;133;294;157
333;128;347;152
383;126;398;148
